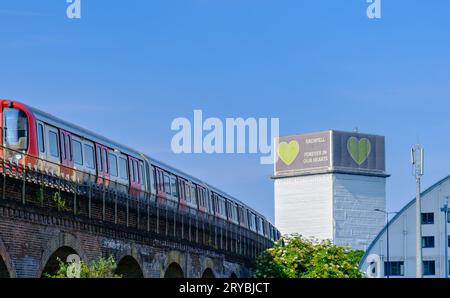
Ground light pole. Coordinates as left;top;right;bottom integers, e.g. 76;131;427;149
412;145;424;278
375;209;398;278
441;196;449;278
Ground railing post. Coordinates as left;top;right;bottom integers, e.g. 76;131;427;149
40;185;44;208
215;220;217;249
209;221;212;247
181;213;184;240
2;159;5;201
88;179;92;219
114;192;118;225
156;203;160;234
126;195;129;227
147;199;150;233
165;208;168;236
73;182;77;215
102;179;106;221
188;215;191;242
202;220;205;246
173;210;176;237
195;217;199;244
137;200;140;229
220;224;223;250
21;163;26;205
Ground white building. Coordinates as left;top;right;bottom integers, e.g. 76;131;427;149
274;130;388;250
360;175;450;278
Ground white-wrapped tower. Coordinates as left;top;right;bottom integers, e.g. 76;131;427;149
273;130;389;250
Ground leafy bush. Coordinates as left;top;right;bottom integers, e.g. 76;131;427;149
46;256;122;278
255;235;364;278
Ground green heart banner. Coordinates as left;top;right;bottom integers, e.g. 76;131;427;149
347;137;371;166
277;140;300;166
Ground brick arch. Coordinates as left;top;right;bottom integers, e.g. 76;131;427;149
0;237;16;278
201;268;215;278
164;262;184;278
39;232;87;278
202;258;217;278
162;251;185;278
115;254;144;278
229;272;238;278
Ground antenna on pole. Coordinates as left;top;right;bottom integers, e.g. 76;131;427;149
412;145;424;177
412;144;424;278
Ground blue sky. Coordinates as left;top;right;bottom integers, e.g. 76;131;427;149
0;0;450;222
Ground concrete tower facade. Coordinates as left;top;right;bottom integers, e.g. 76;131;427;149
273;130;389;250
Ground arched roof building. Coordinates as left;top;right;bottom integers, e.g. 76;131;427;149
360;175;450;278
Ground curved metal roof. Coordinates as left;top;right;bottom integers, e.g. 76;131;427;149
359;174;450;267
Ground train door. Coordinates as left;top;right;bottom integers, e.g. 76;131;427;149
59;130;74;178
178;177;188;211
128;156;143;198
155;167;166;203
35;121;46;171
95;143;110;186
44;125;60;175
196;185;205;213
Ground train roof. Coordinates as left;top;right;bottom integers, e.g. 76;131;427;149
25;103;270;222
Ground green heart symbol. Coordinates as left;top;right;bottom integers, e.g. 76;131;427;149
347;137;371;165
278;141;300;166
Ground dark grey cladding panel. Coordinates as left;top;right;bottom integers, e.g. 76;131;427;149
332;131;386;174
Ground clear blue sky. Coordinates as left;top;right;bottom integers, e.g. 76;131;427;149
1;0;450;222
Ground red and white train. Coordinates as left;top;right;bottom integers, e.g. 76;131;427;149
0;99;280;241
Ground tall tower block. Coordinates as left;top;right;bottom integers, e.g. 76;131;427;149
274;130;389;250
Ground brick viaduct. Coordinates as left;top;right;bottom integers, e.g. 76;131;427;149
0;161;272;278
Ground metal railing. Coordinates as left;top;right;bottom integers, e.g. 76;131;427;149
0;145;274;261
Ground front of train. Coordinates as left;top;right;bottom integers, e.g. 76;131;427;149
0;100;38;167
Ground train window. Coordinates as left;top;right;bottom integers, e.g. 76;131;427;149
221;200;226;215
207;191;212;213
129;160;135;182
190;185;196;204
133;160;139;183
84;144;95;169
48;131;59;158
3;108;28;151
197;188;203;206
66;135;72;161
109;153;118;177
163;174;171;195
73;140;83;166
119;157;128;180
139;162;144;185
197;188;201;205
37;124;45;153
60;134;66;160
258;218;264;234
249;213;256;230
97;147;102;172
181;181;187;201
231;205;238;222
158;170;164;192
102;149;108;174
186;183;192;204
213;194;219;213
151;167;156;191
170;176;177;197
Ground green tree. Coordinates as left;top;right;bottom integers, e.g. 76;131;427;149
46;256;122;278
255;235;364;278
